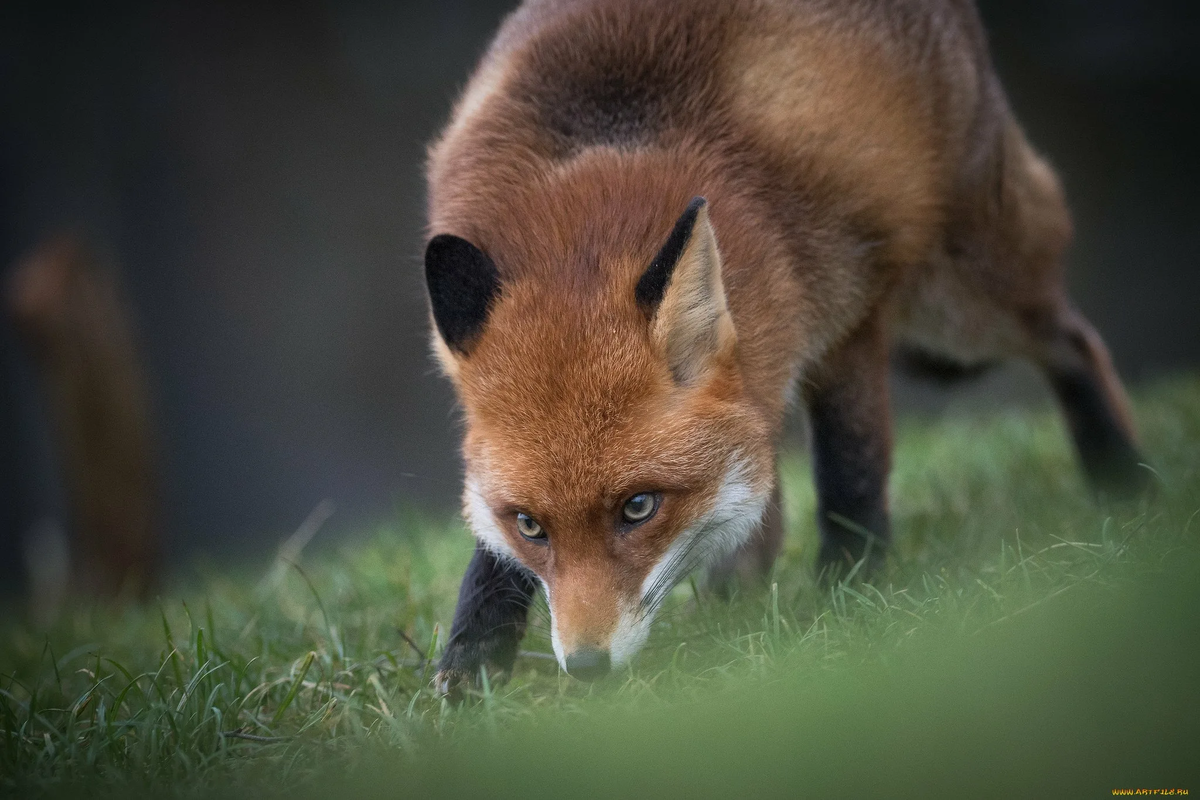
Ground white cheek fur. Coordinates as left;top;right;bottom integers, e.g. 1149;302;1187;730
638;457;770;608
463;475;519;563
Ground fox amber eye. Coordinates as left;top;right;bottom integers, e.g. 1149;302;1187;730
516;512;546;541
622;493;659;525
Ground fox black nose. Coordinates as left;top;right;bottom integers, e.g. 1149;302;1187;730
564;648;611;681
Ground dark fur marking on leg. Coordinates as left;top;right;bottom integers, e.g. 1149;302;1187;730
435;544;537;699
805;320;894;582
1048;365;1148;497
1037;308;1150;498
808;392;891;580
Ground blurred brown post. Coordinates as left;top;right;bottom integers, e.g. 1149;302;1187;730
6;235;158;599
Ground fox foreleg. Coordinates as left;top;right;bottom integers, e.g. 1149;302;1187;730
434;543;538;699
804;316;894;581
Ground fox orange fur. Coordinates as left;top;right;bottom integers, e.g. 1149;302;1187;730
423;0;1146;690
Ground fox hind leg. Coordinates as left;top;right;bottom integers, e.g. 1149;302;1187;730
1029;304;1150;497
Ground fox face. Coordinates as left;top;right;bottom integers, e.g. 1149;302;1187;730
426;198;774;675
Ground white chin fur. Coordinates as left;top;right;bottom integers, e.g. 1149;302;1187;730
609;604;654;666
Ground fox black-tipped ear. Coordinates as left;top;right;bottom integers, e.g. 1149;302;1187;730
425;234;499;355
635;197;736;384
635;196;708;312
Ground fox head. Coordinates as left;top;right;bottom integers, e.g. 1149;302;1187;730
425;196;773;678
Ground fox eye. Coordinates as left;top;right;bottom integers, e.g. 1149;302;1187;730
622;493;659;525
516;512;546;542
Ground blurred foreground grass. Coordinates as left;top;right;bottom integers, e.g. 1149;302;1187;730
2;377;1199;798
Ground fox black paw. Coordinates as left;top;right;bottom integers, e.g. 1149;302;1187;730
433;649;514;702
432;667;473;703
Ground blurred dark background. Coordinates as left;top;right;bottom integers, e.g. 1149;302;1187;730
1;0;1197;588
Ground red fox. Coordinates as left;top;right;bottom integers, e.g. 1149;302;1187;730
423;0;1146;690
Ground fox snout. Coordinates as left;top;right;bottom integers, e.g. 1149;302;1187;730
546;571;651;678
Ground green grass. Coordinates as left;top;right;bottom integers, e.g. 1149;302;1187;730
3;377;1199;798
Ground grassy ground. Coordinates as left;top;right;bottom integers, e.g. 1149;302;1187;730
2;377;1199;798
